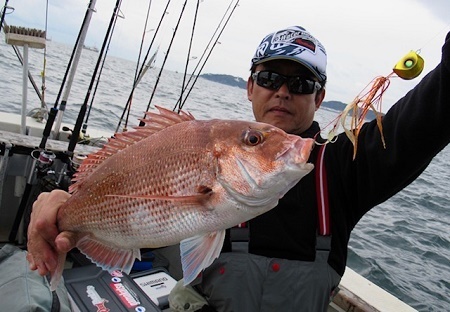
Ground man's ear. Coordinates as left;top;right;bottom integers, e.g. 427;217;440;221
315;88;326;110
247;76;254;101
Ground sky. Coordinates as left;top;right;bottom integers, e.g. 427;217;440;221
3;0;449;112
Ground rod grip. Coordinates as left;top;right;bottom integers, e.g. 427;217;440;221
39;107;58;149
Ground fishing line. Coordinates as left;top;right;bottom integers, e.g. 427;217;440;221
417;23;450;53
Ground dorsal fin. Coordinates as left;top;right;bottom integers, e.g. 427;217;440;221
69;106;195;194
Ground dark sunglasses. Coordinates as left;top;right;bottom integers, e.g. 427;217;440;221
251;70;322;95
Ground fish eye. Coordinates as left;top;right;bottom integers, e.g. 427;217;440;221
243;130;264;146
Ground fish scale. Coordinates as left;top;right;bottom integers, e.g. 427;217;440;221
49;106;315;290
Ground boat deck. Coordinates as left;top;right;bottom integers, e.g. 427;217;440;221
0;111;109;153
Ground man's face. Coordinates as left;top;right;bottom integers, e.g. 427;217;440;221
247;60;325;135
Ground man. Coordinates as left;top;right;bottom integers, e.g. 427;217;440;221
27;26;450;311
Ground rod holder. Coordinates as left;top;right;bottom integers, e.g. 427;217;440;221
4;25;46;134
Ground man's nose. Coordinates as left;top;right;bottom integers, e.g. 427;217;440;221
275;81;291;98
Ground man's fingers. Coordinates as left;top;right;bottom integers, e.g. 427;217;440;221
35;218;60;244
55;231;77;253
26;252;37;270
26;190;72;275
26;248;55;276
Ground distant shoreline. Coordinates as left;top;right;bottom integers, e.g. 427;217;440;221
200;73;247;89
200;73;380;120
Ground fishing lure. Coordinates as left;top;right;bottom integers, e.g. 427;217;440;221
322;50;424;159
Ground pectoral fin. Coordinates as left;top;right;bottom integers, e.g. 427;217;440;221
180;230;226;285
49;252;67;291
76;235;141;275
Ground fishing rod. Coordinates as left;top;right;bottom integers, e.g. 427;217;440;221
51;0;98;142
123;0;153;132
135;48;158;87
134;1;153;84
82;5;124;135
0;0;9;33
115;0;171;133
173;0;238;112
174;0;232;111
176;0;239;112
116;0;156;132
139;0;189;126
178;0;200;107
8;0;96;243
67;0;123;156
7;0;51;243
122;48;158;128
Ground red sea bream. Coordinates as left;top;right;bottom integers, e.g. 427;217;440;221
50;106;315;290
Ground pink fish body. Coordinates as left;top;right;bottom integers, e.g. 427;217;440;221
51;106;314;290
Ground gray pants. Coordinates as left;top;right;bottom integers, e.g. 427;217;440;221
0;244;71;312
196;249;341;312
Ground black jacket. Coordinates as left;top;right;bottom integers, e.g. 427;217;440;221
248;31;450;276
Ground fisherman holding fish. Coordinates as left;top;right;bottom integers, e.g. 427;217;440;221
27;25;450;311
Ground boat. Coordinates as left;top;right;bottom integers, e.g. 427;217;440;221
0;2;420;311
82;44;99;52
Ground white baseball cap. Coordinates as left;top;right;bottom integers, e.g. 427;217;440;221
251;26;327;82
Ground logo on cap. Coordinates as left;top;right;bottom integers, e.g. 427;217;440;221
272;29;317;54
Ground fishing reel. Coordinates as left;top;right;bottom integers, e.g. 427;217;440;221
30;149;71;191
62;126;92;145
31;149;56;177
71;154;87;171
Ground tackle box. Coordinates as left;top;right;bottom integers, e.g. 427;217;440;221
63;265;177;312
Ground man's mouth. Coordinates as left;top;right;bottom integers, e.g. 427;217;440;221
268;106;291;114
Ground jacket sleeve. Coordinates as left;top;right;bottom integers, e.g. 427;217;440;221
328;31;450;222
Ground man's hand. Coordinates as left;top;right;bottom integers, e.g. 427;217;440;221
26;189;76;276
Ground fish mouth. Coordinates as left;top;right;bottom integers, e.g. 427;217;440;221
277;135;315;165
274;136;315;192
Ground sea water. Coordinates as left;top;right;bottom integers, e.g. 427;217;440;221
0;38;448;311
